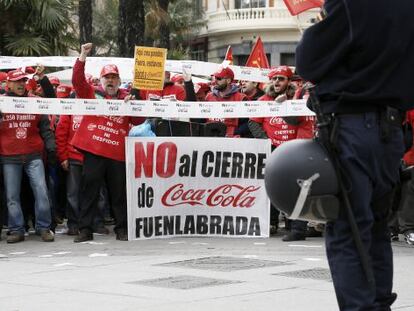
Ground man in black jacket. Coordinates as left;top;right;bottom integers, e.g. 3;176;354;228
296;1;414;310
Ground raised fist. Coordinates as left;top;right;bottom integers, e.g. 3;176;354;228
81;43;93;55
182;66;192;82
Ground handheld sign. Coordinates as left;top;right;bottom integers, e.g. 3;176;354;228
133;46;167;91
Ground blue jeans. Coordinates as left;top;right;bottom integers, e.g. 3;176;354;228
3;159;51;234
326;112;403;311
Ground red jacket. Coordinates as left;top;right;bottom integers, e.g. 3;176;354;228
70;59;143;162
205;85;247;137
56;115;84;163
140;83;186;101
250;94;314;147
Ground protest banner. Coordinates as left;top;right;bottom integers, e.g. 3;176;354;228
133;46;167;91
0;96;313;118
126;137;271;240
0;56;272;83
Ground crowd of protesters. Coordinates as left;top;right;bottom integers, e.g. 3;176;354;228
0;42;413;245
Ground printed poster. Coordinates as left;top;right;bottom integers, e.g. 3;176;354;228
126;137;271;240
133;46;167;91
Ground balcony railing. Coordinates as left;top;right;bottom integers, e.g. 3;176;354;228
202;7;318;35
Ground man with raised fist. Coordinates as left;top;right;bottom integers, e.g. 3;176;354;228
71;43;143;242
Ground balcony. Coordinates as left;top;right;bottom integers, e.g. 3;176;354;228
201;7;318;36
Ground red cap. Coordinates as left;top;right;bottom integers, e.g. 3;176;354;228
7;69;28;82
26;78;38;91
100;64;119;78
213;66;234;80
49;76;60;86
171;74;184;84
24;66;36;74
195;82;210;94
0;72;7;82
268;66;293;80
56;84;72;98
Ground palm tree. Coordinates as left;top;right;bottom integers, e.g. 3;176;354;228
145;0;204;52
79;0;93;46
0;0;76;56
118;0;145;57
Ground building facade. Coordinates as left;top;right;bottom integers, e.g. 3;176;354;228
191;0;318;66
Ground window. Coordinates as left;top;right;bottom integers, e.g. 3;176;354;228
280;53;295;66
235;0;266;9
190;45;207;61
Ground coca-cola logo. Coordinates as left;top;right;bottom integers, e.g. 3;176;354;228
16;127;27;139
161;183;260;208
269;117;283;125
87;123;97;131
104;116;125;124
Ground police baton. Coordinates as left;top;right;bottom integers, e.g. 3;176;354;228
308;87;375;287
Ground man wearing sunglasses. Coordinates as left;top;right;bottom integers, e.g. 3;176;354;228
249;66;313;149
249;66;314;238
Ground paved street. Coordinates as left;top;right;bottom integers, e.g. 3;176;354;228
0;229;413;311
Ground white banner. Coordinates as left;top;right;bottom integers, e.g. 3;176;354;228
126;137;271;240
0;96;314;118
0;56;271;83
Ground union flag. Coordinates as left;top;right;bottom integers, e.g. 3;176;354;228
283;0;324;16
245;37;270;69
224;46;233;64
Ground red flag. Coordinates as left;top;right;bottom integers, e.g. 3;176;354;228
283;0;324;16
245;37;270;69
224;46;233;65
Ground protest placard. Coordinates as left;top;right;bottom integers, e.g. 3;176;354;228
133;46;167;91
126;137;271;240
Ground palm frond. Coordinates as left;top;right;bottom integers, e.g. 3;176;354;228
29;0;73;31
0;0;27;9
4;34;50;56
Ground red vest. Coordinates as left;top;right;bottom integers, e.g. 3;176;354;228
71;114;132;162
205;91;246;137
70;59;141;162
56;115;84;163
0;113;44;155
250;94;314;147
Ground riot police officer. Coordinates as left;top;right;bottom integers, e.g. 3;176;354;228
295;0;414;310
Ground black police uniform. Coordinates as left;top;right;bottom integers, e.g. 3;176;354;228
296;0;414;310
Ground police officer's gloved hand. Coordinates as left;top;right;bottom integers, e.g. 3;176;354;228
47;151;57;166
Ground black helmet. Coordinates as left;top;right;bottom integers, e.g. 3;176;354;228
264;139;340;223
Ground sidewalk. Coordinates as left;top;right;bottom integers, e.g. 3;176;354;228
0;230;413;311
